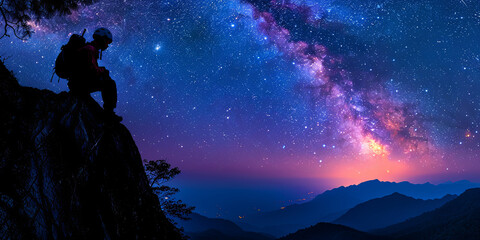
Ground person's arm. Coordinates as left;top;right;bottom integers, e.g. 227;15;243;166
80;46;108;78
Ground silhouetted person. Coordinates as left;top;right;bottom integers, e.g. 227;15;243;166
68;27;122;122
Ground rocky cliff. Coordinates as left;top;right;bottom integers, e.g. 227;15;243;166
0;61;182;239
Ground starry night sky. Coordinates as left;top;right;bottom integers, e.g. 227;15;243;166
2;0;480;218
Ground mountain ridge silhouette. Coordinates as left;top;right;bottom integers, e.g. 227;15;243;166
333;192;456;231
240;179;480;237
374;187;480;239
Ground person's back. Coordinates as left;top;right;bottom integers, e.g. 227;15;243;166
68;28;122;122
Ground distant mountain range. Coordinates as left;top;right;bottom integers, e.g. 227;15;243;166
179;213;274;240
333;192;457;231
278;222;390;240
279;188;480;240
178;180;480;239
374;188;480;239
239;179;480;237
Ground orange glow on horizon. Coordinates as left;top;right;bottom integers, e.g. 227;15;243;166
323;159;401;186
314;150;440;187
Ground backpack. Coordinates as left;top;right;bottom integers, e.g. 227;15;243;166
52;29;86;81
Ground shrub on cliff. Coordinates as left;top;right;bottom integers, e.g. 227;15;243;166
144;159;195;222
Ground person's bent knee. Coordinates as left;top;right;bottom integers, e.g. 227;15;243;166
105;79;116;89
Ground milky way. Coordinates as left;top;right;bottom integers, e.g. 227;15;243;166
2;0;480;218
244;0;431;159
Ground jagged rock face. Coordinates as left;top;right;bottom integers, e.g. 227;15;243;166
0;62;182;239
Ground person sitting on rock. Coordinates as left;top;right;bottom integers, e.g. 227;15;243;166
68;27;122;122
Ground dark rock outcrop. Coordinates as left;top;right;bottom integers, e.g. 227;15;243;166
0;61;182;239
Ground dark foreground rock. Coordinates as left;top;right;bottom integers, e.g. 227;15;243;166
0;61;182;239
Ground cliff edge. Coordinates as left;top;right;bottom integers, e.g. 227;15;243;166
0;61;182;239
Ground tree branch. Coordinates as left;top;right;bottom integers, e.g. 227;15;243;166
0;6;10;39
0;0;98;40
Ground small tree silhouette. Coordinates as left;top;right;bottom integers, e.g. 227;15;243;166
144;159;194;221
0;0;97;39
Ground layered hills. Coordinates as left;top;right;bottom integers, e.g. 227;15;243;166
333;192;456;231
241;179;479;237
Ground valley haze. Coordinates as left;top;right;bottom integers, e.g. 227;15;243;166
173;178;480;220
